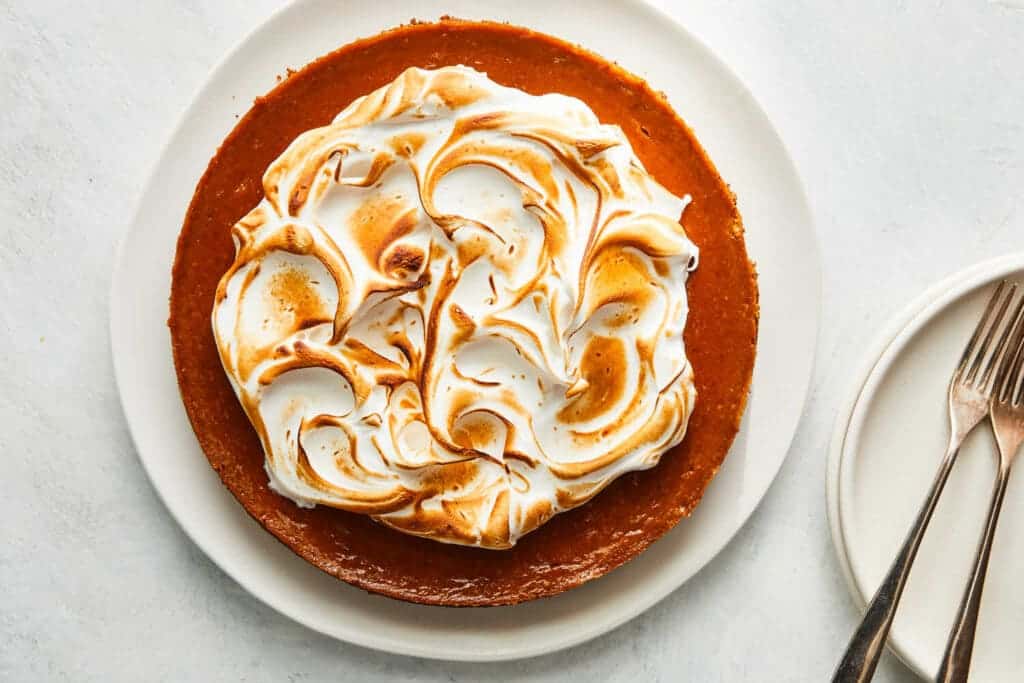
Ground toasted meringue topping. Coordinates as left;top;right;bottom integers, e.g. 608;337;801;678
212;66;698;548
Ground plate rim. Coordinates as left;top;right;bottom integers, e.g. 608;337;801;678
826;252;1024;679
110;0;821;661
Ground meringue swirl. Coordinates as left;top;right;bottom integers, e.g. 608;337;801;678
212;66;699;548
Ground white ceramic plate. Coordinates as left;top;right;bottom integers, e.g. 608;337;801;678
827;254;1024;680
110;0;819;661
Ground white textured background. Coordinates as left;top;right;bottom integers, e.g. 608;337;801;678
2;1;1022;680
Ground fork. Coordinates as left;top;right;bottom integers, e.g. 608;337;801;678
833;282;1021;683
936;290;1024;682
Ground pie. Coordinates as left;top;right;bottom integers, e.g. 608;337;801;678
169;18;758;606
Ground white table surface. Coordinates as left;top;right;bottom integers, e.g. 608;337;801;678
2;1;1022;680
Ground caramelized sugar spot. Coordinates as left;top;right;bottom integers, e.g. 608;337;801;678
557;335;626;424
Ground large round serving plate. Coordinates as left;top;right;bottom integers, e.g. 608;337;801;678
111;0;819;661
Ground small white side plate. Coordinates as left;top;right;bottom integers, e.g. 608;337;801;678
828;253;1024;680
111;0;819;661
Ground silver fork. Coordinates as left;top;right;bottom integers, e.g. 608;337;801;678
937;290;1024;682
833;282;1021;683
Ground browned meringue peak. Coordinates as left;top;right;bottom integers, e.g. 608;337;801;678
212;65;699;549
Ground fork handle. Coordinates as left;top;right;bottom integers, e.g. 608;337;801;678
936;465;1011;682
833;448;959;683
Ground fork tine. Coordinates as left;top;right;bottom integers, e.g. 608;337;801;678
962;282;1014;384
957;282;1006;379
1016;347;1024;406
1001;303;1024;405
1013;346;1024;406
980;290;1024;391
